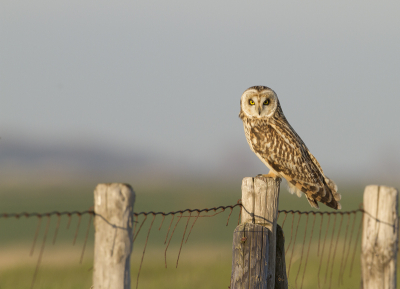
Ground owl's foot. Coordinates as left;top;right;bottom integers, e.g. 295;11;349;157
256;172;279;179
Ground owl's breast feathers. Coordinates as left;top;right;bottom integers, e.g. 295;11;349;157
246;120;341;210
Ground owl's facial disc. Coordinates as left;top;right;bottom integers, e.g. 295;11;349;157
241;89;277;119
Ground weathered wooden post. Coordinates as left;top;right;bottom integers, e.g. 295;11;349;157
361;185;398;289
93;183;135;289
230;176;287;289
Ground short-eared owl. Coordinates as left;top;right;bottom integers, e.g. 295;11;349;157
239;86;341;209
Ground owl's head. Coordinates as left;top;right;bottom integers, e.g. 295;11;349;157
240;86;278;119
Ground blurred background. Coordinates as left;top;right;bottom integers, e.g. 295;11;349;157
0;0;399;288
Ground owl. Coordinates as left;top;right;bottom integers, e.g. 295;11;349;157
239;86;341;209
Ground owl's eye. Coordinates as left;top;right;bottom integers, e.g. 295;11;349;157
263;99;269;105
249;99;255;105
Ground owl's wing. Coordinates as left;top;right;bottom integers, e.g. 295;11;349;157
306;150;340;202
250;124;340;209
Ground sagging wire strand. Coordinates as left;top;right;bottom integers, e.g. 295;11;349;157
0;205;366;289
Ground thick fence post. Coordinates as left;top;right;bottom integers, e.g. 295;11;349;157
93;183;135;289
231;176;287;289
361;185;398;289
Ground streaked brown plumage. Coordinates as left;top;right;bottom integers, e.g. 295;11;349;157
239;86;341;209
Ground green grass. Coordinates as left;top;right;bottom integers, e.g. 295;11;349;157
0;180;382;288
0;263;93;289
0;243;366;289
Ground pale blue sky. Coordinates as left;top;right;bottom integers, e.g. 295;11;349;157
1;0;399;184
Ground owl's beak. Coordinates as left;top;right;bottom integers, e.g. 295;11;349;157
258;106;262;115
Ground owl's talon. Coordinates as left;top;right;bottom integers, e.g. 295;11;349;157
256;173;278;179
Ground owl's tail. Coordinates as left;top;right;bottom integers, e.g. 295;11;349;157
287;176;341;210
321;177;341;210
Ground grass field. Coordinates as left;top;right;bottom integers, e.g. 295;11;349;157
0;180;395;288
0;243;363;289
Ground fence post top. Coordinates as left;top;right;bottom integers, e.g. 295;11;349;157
95;183;134;190
364;184;398;193
242;176;282;185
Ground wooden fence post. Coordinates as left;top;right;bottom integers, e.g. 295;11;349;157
231;176;287;289
361;185;398;289
93;183;135;289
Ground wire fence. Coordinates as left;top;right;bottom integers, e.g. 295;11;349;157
277;209;363;289
0;204;366;289
0;210;94;288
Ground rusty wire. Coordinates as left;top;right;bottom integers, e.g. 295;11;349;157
164;212;183;268
176;211;191;268
80;214;93;264
340;212;357;282
30;216;42;256
294;212;309;287
72;213;82;246
323;213;337;285
318;213;331;288
280;212;288;229
317;214;323;256
52;214;61;245
278;209;363;289
300;212;316;289
328;213;344;289
1;205;368;289
185;211;200;244
133;204;242;219
30;216;50;289
287;212;302;277
127;202;245;287
1;210;94;289
285;213;296;256
337;213;351;286
349;212;363;278
0;210;93;219
136;213;156;289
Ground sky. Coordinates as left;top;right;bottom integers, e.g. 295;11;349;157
1;0;399;186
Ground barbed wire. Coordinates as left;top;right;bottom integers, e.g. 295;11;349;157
277;209;364;289
0;210;95;289
0;205;369;289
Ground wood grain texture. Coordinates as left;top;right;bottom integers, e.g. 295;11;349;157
232;177;283;289
255;176;281;289
241;177;255;224
361;185;398;289
93;183;135;289
231;223;269;289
